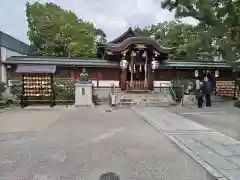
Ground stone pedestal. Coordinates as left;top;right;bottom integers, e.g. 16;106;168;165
74;83;93;107
182;94;196;106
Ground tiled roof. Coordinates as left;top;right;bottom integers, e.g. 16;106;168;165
16;65;56;73
5;56;119;67
165;61;231;68
4;56;231;69
0;31;30;55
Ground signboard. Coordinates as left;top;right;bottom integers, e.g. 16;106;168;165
135;44;146;49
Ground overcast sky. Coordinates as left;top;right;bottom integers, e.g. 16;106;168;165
0;0;196;44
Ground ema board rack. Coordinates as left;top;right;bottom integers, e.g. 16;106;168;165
21;74;55;107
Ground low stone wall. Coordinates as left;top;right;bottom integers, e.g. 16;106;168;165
94;87;121;100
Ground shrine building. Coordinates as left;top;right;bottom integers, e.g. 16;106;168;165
2;27;238;97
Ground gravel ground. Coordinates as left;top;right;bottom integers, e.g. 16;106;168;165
0;106;216;180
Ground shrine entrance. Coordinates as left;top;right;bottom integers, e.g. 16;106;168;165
126;64;147;91
125;49;150;91
119;46;155;92
103;28;175;91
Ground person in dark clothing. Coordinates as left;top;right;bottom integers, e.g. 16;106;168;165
196;82;204;108
204;77;212;107
205;93;211;107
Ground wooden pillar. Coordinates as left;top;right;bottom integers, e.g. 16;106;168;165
97;72;103;87
120;70;127;90
96;72;99;87
147;64;154;90
70;68;76;81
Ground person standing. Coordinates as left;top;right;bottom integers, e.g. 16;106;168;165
204;76;212;107
196;81;204;108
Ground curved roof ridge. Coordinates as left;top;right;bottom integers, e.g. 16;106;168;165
108;27;136;44
106;36;175;54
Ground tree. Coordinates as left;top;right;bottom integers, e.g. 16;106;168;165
26;2;106;57
95;28;107;44
134;21;176;42
134;21;201;60
161;0;240;64
162;22;201;59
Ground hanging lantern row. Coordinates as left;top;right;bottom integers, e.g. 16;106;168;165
120;59;159;71
151;58;159;71
194;69;220;78
139;64;142;72
194;70;199;77
120;59;128;70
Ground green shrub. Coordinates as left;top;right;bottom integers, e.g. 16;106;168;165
10;84;22;98
0;82;6;94
0;101;6;108
171;79;195;102
54;79;75;101
92;86;98;105
234;100;240;108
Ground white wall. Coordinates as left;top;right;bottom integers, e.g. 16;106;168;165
0;47;26;83
0;47;7;61
91;80;171;88
6;48;26;57
0;47;7;82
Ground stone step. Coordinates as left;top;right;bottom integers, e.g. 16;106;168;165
117;91;175;107
119;98;170;107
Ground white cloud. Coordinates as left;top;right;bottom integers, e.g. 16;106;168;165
0;0;188;44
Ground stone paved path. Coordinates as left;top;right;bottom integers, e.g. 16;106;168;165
166;106;240;141
0;106;216;180
133;107;240;180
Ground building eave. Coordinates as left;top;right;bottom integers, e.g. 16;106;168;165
4;56;232;69
4;56;119;68
106;37;175;54
164;60;231;68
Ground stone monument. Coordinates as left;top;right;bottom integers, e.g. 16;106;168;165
79;68;89;82
74;68;93;107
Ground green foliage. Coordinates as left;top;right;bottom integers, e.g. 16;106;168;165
0;101;6;108
234;100;240;108
161;0;240;64
54;79;75;101
171;79;195;101
134;21;202;60
0;82;6;103
26;2;106;57
171;80;184;101
92;86;99;105
9;84;22;99
0;82;6;94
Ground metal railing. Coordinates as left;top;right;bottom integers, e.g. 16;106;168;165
159;83;177;101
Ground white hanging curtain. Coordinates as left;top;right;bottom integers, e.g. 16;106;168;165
129;65;132;72
142;50;147;58
144;64;147;71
